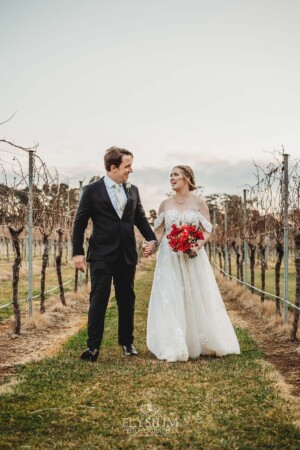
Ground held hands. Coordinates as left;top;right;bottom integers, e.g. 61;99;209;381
142;240;157;258
73;255;86;272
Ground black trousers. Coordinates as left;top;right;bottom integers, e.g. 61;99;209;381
87;253;136;350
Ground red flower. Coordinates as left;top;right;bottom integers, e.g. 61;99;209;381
166;223;204;259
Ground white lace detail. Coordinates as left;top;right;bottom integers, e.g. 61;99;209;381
160;290;169;307
154;212;166;230
197;212;213;233
174;327;185;343
154;209;212;233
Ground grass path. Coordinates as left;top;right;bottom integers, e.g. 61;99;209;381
0;261;300;449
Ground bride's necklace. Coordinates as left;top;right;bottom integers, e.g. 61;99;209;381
174;195;190;204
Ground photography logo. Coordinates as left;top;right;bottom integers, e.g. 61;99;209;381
122;402;179;436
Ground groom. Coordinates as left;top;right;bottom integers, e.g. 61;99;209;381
72;146;157;361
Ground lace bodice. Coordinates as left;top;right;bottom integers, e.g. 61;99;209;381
154;209;212;233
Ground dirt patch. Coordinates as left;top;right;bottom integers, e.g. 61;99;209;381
218;274;300;397
0;288;89;383
0;258;154;384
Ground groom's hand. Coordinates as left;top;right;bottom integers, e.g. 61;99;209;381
73;255;86;272
142;241;156;258
142;241;150;258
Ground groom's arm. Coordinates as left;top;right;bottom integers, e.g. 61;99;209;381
134;187;157;244
72;186;92;258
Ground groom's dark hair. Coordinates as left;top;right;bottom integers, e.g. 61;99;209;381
105;146;133;171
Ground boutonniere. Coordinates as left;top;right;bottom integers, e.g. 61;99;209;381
125;181;131;193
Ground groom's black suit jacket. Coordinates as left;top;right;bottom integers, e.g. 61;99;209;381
72;177;156;266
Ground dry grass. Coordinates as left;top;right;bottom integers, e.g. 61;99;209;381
24;287;90;331
216;272;300;340
25;310;52;330
0;271;12;282
259;360;300;428
229;259;296;301
0;377;20;395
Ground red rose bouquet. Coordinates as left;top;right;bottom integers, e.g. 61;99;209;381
166;224;204;258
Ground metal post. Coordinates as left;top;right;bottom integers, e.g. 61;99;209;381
224;207;228;278
78;180;83;288
243;189;248;287
283;153;289;323
212;207;216;266
28;150;34;317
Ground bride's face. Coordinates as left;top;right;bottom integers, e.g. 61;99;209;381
170;167;188;191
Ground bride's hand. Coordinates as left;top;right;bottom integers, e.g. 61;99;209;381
191;240;204;253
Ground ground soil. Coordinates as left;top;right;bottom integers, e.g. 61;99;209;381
0;290;88;383
218;279;300;397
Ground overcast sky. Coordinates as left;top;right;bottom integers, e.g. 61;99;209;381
1;0;299;210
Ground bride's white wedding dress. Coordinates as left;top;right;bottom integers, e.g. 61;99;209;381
147;209;240;362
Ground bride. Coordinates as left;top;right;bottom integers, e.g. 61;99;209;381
145;165;240;362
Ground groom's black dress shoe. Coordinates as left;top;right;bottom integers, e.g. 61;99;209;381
121;344;138;356
80;348;99;362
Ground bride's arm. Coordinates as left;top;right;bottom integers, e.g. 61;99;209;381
154;200;168;243
154;222;165;243
194;197;212;250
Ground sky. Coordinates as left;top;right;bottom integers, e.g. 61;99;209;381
1;0;300;211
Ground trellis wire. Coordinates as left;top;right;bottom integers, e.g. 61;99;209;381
0;277;74;310
213;262;300;312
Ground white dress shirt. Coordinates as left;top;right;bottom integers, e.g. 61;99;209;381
104;175;127;218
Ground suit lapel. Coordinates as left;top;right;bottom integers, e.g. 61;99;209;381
122;183;132;216
123;183;130;200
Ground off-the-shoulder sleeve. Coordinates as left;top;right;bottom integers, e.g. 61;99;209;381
154;212;166;230
198;212;213;233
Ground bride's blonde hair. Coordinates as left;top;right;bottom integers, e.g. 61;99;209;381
174;165;197;191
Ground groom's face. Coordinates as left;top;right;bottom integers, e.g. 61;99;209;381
111;155;133;183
